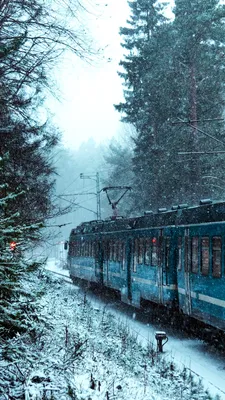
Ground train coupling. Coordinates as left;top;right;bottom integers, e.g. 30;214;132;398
155;331;168;352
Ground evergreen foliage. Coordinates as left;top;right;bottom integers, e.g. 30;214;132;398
0;0;93;339
115;0;225;213
103;136;134;216
0;184;44;338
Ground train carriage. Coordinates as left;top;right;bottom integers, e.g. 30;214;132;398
177;221;225;330
66;199;225;333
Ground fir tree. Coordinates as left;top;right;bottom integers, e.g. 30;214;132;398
172;0;225;202
0;181;43;339
116;0;225;212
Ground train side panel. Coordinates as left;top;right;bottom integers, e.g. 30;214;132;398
123;228;178;308
177;222;225;330
68;234;102;284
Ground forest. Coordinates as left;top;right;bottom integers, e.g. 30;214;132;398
105;0;225;214
1;0;225;396
0;0;94;341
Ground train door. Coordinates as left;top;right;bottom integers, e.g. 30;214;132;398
126;239;133;301
102;240;109;286
164;237;170;286
158;232;164;304
95;240;104;285
121;238;133;303
184;228;192;315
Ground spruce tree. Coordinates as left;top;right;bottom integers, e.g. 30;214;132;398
116;0;225;212
115;0;176;211
171;0;225;203
0;0;95;339
0;179;43;339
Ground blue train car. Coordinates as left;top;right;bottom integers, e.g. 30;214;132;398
121;227;178;308
66;200;225;333
66;214;179;308
177;221;225;330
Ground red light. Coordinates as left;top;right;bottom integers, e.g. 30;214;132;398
10;241;17;251
152;238;157;244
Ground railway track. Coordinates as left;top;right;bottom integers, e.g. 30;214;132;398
46;268;73;284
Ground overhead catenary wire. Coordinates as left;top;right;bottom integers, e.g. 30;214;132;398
178;151;225;155
55;194;98;216
174;117;225;147
56;193;98;206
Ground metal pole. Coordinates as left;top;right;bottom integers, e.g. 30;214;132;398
96;172;101;220
80;172;101;220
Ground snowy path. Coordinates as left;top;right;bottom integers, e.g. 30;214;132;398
46;259;225;399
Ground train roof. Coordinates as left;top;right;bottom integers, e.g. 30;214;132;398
70;199;225;235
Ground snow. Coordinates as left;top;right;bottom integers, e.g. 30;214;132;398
46;257;70;276
1;258;224;399
100;302;225;399
45;258;225;400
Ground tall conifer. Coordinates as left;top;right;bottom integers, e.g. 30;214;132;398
116;0;225;212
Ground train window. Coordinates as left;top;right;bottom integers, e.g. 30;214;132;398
92;241;96;257
117;241;120;261
113;241;117;261
121;243;126;270
191;237;199;273
158;236;164;266
134;238;139;260
84;242;88;257
71;241;76;256
151;237;157;265
109;241;113;260
212;237;222;278
133;239;138;272
111;241;117;261
177;237;182;270
201;237;209;276
102;241;107;261
144;238;151;265
111;241;114;261
118;241;124;263
77;242;81;257
118;242;121;261
138;238;144;264
106;241;110;260
88;242;91;256
113;241;118;261
82;242;86;256
81;242;84;256
74;242;77;256
115;241;120;261
73;241;77;256
184;236;190;272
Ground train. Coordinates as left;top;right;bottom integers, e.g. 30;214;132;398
65;199;225;333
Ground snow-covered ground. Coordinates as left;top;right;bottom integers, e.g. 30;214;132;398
93;294;225;400
44;258;225;400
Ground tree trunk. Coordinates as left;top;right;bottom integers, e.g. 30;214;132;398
189;62;201;201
